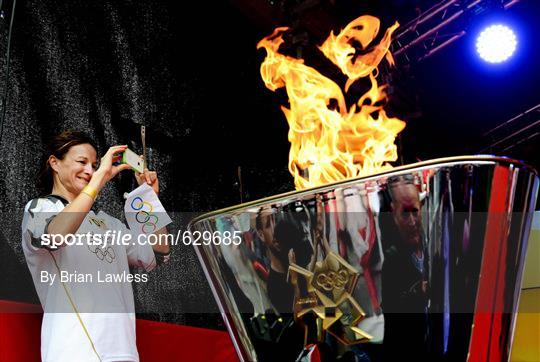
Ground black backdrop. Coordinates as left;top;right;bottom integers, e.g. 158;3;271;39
0;0;295;329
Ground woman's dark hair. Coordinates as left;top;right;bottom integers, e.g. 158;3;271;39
36;131;98;195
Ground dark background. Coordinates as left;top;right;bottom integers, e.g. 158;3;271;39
0;0;538;329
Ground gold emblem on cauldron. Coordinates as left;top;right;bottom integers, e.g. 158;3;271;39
288;251;372;345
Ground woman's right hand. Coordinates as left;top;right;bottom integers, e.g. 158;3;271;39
91;145;132;190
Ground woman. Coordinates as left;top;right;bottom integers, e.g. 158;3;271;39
21;131;170;362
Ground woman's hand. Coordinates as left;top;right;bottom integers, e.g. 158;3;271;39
135;168;159;195
91;145;131;190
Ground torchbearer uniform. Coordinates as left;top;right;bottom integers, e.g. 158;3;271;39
21;195;170;362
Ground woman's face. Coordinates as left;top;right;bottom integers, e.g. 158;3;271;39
51;143;97;194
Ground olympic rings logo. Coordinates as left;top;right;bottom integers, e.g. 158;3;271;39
315;270;349;292
131;197;158;233
87;244;116;263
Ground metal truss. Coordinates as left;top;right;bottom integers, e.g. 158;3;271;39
480;103;540;153
392;0;520;65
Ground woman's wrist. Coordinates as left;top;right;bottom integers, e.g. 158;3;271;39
80;174;104;201
80;184;99;200
88;171;106;193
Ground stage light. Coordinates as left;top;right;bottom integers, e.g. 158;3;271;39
476;24;517;63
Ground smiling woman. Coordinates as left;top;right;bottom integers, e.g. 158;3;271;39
22;130;171;362
36;131;99;197
51;143;97;192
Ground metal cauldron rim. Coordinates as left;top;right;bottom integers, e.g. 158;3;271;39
189;155;537;225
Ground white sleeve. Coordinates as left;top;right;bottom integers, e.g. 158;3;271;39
21;198;63;253
111;217;158;272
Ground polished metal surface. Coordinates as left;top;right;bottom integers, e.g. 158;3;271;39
189;156;538;362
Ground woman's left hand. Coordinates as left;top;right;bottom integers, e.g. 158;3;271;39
135;168;159;195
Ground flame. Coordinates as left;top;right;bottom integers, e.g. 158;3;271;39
257;16;405;190
319;16;399;92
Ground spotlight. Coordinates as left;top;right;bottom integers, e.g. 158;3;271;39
476;24;517;63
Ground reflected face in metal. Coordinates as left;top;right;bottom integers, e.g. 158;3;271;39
255;210;276;250
390;181;422;248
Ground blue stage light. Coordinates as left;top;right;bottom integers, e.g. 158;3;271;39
476;24;517;63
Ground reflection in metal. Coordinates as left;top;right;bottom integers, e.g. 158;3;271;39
189;156;538;362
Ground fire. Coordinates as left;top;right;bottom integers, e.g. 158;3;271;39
319;16;399;92
257;16;405;190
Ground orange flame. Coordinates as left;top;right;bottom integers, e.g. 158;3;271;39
319;16;399;91
257;16;405;190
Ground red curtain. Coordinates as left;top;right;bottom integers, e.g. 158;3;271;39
0;300;237;362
